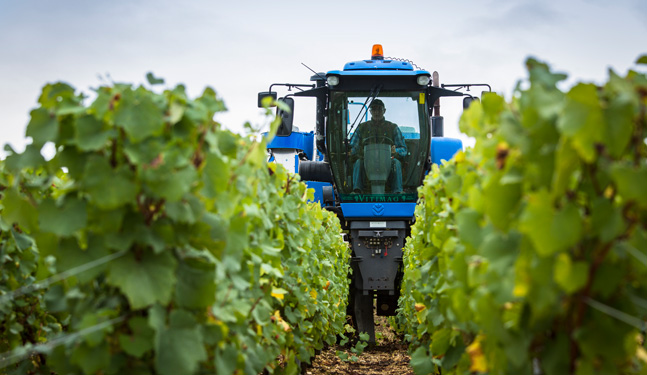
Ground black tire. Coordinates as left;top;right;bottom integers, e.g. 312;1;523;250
298;161;333;183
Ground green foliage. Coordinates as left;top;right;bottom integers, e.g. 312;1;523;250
0;79;350;374
0;163;63;375
397;56;647;374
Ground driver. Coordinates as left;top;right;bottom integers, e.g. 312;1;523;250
349;99;407;193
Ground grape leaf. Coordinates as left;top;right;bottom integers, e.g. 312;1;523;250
26;107;58;146
1;188;39;232
107;250;177;309
146;72;165;85
174;258;216;309
114;88;164;143
520;191;582;256
554;253;589;293
557;83;604;163
154;310;207;375
82;156;138;209
118;317;154;358
610;163;647;208
75;114;114;151
38;197;87;236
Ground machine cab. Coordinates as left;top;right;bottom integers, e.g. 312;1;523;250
327;91;430;204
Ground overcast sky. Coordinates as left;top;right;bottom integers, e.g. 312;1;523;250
1;0;645;157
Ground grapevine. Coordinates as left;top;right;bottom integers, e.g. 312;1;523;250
398;56;647;374
0;77;350;375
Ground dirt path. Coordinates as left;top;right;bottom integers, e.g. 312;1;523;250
306;317;415;375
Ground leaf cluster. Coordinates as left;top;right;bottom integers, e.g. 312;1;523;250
0;79;350;375
397;55;647;374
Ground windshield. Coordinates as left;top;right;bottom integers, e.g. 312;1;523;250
327;91;430;203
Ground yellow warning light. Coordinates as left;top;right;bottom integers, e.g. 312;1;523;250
371;44;384;60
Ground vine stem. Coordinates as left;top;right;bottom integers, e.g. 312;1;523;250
227;141;260;187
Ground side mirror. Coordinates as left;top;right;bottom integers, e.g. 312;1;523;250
276;97;294;136
463;96;479;110
258;91;278;108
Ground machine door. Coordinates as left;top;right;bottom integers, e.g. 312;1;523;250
327;91;430;203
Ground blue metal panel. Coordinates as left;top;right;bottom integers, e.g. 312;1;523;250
431;137;463;165
294;154;299;174
340;202;416;218
305;181;333;205
302;132;315;161
266;132;315;159
327;70;430;77
342;59;415;71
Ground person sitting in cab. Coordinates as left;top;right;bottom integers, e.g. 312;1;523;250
349;99;407;193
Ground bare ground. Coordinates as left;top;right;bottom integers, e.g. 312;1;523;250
305;316;414;375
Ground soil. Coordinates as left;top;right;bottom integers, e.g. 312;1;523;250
305;316;415;375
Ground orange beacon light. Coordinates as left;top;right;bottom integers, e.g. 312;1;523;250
371;44;384;60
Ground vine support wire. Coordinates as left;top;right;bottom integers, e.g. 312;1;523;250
0;249;127;301
585;297;647;332
0;315;128;369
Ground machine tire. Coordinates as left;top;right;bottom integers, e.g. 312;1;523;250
298;161;333;183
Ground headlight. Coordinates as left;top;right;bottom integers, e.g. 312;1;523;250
417;75;430;86
327;75;340;86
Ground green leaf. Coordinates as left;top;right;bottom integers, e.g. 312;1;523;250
118;317;154;358
636;55;647;65
75;114;114;151
38;82;77;108
26;107;58;146
107;249;177;309
3;144;46;171
198;87;226;114
202;153;230;198
551;138;580;198
456;209;483;251
76;312;112;347
215;345;240;375
556;83;605;163
520;190;582;256
142;165;197;202
82;156;138;210
554;253;589;294
540;333;569;374
526;58;568;89
483;174;521;231
1;188;38;232
602;94;634;158
609;163;647;208
56;236;110;283
155;310;207;375
481;92;505;122
431;328;452;355
174;258;216;308
124;137;165;165
70;341;110;375
146;72;165;85
590;197;624;243
409;346;435;375
114;89;164;143
38;197;87;236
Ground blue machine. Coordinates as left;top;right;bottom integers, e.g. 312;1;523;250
260;45;486;342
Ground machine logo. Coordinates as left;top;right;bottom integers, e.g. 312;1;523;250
372;204;385;216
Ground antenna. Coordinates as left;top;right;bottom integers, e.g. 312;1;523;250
301;63;326;81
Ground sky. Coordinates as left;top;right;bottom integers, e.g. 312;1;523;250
1;0;645;157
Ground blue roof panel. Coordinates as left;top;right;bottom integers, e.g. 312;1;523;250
327;69;430;77
343;59;414;71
